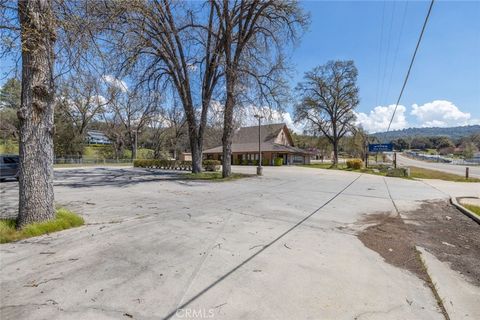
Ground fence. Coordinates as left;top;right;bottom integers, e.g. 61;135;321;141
54;156;132;165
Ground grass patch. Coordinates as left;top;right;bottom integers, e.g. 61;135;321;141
0;208;84;244
409;166;480;182
301;163;390;177
463;204;480;217
183;172;253;181
302;163;347;170
302;164;479;182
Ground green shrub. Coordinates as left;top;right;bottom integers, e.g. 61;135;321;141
252;160;259;166
346;158;363;169
274;157;283;166
202;160;221;166
262;158;270;166
241;159;248;165
233;159;240;165
203;160;221;171
133;159;192;170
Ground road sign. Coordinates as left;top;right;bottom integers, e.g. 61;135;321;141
368;143;393;152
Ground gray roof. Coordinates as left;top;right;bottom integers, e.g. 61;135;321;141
204;143;309;154
232;123;286;144
87;130;109;139
204;123;310;155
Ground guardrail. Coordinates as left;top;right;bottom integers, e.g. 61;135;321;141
403;152;480;166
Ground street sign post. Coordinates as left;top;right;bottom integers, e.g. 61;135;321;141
368;143;393;153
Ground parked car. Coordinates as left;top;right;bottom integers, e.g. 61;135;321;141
0;154;19;181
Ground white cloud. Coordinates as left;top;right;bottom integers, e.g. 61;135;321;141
411;100;472;127
187;63;197;72
238;106;304;133
94;95;107;106
102;75;128;92
355;104;408;133
208;102;304;133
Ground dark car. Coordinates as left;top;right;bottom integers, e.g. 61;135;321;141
0;154;19;181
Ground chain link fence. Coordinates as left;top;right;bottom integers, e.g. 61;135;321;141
54;155;132;165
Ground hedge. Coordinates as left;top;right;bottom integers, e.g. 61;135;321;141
133;159;193;170
346;158;363;170
133;159;222;171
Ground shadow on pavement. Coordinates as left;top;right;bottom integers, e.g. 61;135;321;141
53;168;192;189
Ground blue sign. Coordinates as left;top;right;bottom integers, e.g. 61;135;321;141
369;143;393;152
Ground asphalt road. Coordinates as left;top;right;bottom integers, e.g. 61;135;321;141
397;154;480;178
1;166;478;319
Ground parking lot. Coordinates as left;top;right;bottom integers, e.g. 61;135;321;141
1;166;479;319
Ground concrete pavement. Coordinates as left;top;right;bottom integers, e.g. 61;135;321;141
0;166;477;319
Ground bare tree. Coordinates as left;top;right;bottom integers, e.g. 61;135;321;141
16;0;57;227
57;73;107;147
102;83;160;160
295;60;359;166
98;0;224;173
149;101;187;159
213;0;308;177
0;78;21;140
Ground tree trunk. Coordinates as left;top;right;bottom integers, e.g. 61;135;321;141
222;83;235;178
131;132;136;161
332;140;339;166
191;142;202;173
186;121;202;173
16;0;56;228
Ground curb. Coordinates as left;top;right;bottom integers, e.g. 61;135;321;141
416;246;480;320
415;246;451;320
450;197;480;224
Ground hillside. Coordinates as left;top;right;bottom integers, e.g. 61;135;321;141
372;125;480;141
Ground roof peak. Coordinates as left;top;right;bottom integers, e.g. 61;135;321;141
238;123;286;129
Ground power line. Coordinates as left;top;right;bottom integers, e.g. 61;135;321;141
384;1;409;105
386;0;435;134
374;0;387;108
379;0;397;106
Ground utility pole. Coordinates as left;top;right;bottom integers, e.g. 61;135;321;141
254;114;264;175
134;129;141;160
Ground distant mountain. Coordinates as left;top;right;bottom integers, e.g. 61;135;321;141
372;125;480;141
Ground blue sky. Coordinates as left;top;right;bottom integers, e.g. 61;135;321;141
1;1;479;133
288;0;480;132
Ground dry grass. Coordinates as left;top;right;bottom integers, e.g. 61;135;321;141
301;163;390;177
409;166;480;182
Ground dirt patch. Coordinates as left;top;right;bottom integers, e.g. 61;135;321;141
406;201;480;286
358;200;480;287
357;213;428;282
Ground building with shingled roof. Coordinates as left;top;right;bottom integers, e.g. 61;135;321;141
203;123;311;165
